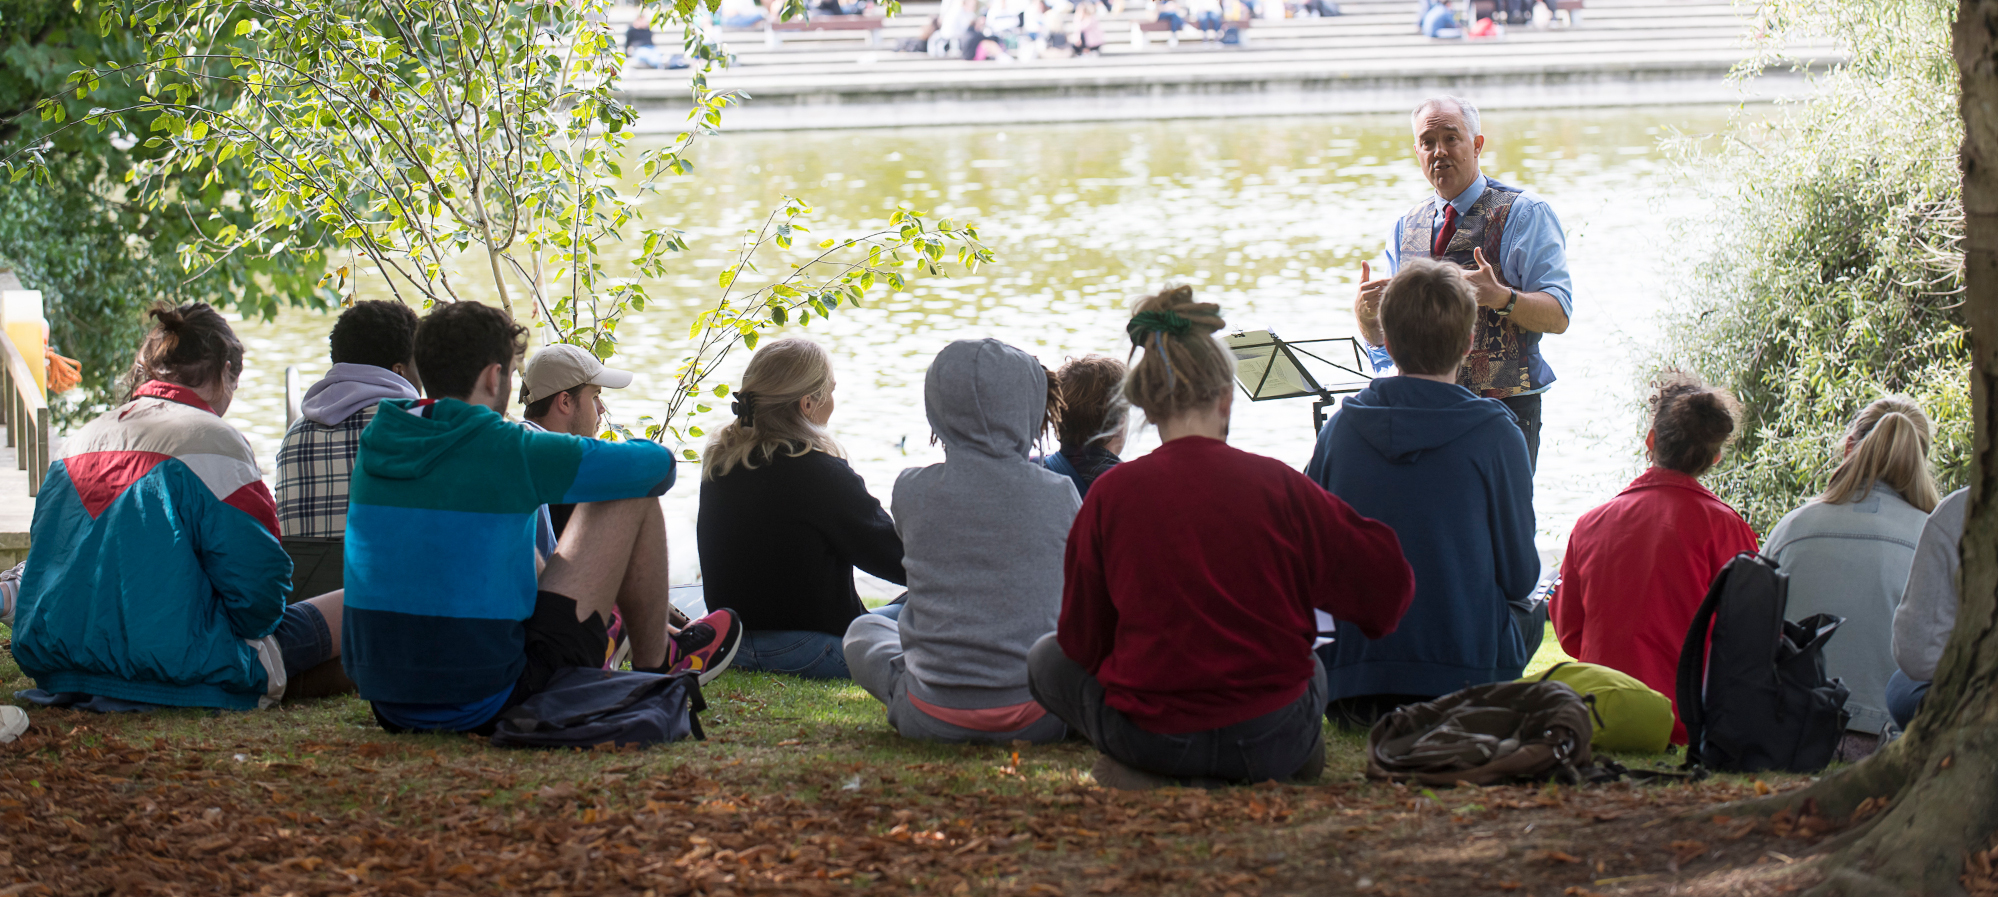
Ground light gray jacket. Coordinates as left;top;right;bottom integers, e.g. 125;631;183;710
1892;488;1969;682
1764;483;1930;734
894;339;1082;709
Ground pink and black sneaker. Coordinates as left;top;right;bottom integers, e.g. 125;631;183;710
662;609;742;685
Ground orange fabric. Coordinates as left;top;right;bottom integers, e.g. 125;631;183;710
905;694;1049;732
45;348;80;395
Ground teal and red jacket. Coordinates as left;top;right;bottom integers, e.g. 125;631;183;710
14;381;290;710
341;397;676;706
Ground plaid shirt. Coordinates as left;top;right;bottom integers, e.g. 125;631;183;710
275;404;377;538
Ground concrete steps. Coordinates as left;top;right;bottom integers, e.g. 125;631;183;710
611;0;1829;129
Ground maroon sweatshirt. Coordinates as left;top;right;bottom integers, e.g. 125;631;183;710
1057;436;1416;734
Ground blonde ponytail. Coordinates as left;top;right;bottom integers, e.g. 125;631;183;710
701;338;843;481
1121;285;1234;423
1820;396;1940;513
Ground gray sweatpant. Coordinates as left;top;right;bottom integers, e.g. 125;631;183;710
1026;632;1326;783
843;614;1070;744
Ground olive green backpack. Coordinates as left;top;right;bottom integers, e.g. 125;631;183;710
1524;662;1674;754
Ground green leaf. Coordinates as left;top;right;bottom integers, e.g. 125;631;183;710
744;331;759;349
713;384;731;398
688;426;704;437
771;305;788;325
683;449;699;461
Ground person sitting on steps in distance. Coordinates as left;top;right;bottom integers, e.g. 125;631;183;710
1041;354;1128;499
276;300;422;540
844;339;1080;745
1554;370;1757;744
1028;285;1415;789
342;301;739;736
1763;396;1942;758
697;337;907;680
1307;258;1540;731
13;303;345;711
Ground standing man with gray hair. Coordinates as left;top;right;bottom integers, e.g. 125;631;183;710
1352;95;1573;468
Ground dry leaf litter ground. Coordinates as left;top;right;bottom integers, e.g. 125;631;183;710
0;631;1858;896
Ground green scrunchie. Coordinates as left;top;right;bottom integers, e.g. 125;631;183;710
1126;309;1194;347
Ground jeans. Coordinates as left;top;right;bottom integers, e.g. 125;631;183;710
1501;392;1543;472
628;46;670;69
844;614;1069;744
1027;633;1327;782
1195;11;1223;31
1157;11;1186;30
734;605;901;680
273;602;336;678
1886;669;1930;729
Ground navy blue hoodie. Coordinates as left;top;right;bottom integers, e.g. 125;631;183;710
1304;376;1538;700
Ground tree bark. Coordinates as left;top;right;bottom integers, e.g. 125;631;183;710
1722;4;1998;894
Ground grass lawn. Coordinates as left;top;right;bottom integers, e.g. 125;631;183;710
0;623;1840;896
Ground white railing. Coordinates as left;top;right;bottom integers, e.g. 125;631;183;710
0;326;50;497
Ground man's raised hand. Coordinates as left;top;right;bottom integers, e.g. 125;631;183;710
1467;247;1508;308
1354;260;1388;344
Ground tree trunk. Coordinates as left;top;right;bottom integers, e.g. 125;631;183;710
1733;4;1998;893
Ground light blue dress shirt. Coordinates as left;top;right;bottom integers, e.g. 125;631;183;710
1363;174;1574;392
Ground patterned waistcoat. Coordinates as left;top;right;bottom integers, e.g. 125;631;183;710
1397;178;1536;398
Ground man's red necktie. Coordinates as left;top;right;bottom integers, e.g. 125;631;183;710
1433;204;1459;257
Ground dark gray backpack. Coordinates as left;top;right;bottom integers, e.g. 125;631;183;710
1676;553;1849;773
490;668;706;749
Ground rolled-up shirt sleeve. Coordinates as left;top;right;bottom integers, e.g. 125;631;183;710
1498;196;1573;317
1361;218;1404;372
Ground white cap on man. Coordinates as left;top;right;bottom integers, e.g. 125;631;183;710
520;344;635;404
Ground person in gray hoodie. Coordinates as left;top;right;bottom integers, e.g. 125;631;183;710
843;339;1080;744
275;301;422;539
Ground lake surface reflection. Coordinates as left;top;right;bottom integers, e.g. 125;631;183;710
227;106;1732;591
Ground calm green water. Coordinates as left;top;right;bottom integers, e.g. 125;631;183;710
227;107;1732;589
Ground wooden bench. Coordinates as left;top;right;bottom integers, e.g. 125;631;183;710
764;15;888;47
1130;16;1251;49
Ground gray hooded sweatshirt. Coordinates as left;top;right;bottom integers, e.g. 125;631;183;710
894;339;1082;709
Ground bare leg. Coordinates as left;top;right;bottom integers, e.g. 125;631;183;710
300;590;344;653
539;497;673;670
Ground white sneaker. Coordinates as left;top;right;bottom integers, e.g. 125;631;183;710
0;706;28;743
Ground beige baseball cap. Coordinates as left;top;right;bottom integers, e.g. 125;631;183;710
520;344;634;404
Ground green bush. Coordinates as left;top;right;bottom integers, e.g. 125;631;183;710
1664;0;1968;531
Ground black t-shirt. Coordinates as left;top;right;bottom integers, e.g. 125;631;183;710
697;449;906;636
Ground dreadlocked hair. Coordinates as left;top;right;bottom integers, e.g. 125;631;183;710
1120;284;1232;423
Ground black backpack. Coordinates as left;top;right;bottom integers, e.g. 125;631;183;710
490;668;706;750
1675;553;1850;773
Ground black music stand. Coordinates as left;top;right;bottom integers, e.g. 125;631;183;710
1224;329;1376;432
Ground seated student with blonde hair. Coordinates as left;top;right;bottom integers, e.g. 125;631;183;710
1028;286;1415;788
1306;258;1540;729
844;339;1079;744
1554;371;1757;744
1765;396;1942;752
698;338;907;680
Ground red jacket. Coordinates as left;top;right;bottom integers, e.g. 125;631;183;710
1555;467;1758;743
1058;437;1415;734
